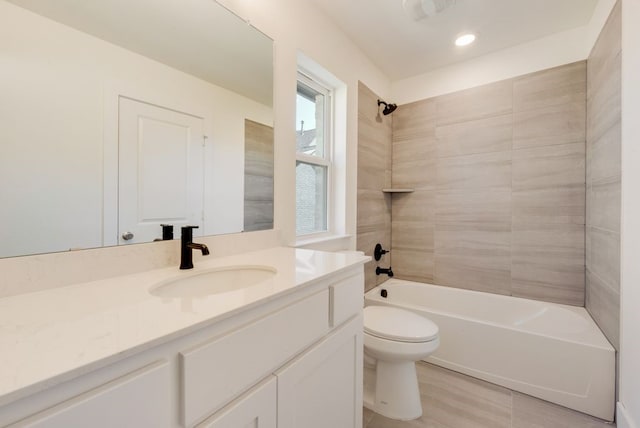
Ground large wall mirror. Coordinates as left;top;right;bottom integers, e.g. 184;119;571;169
0;0;274;258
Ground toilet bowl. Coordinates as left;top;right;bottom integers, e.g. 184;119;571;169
363;305;440;421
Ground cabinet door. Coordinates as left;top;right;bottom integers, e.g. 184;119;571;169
276;315;363;428
11;361;170;428
197;376;276;428
181;289;328;427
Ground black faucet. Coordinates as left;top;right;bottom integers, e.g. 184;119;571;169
154;224;175;242
180;226;210;270
161;224;174;240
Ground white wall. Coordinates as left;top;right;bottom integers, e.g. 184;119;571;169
216;0;391;248
619;0;640;425
391;0;617;104
0;1;272;257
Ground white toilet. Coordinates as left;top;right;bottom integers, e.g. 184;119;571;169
363;305;440;421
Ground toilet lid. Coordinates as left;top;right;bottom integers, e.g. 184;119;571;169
364;306;439;343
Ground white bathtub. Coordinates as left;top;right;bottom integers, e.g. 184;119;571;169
365;279;616;421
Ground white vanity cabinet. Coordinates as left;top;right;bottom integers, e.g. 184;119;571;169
277;316;363;428
1;266;365;428
9;361;171;428
196;377;277;428
180;289;330;426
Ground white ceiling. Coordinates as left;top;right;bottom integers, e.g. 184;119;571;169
308;0;599;80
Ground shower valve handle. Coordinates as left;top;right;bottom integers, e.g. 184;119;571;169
374;243;389;261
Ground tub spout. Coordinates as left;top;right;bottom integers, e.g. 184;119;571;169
376;266;394;277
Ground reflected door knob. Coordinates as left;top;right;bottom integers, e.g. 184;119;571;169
121;231;134;241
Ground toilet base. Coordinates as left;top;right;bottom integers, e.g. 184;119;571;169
363;359;422;421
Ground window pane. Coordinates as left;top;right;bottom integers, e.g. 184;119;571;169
296;81;325;158
296;162;327;235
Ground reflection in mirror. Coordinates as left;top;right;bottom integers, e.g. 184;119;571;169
244;120;274;232
0;0;274;258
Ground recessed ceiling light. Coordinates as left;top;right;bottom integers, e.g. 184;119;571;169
455;33;476;47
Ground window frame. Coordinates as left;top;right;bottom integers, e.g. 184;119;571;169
295;71;334;238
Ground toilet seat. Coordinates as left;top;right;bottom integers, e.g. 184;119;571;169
364;306;438;343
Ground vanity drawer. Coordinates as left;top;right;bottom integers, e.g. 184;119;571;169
180;289;329;427
9;361;170;428
330;272;364;327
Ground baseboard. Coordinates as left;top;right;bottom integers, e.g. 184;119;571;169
618;402;638;428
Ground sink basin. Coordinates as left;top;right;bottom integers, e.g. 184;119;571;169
150;265;277;298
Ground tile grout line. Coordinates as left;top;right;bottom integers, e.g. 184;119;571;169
586;266;621;295
510;80;515;299
510;388;514;428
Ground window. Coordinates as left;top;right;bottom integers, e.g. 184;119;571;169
296;73;332;236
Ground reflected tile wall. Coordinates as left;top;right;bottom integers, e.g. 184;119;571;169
244;119;274;232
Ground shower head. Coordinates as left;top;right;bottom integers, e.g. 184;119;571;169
378;99;398;115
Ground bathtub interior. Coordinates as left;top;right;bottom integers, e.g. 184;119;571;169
364;279;616;421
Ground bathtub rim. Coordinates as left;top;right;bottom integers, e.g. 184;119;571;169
365;279;614;351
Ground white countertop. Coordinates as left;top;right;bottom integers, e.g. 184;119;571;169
0;247;368;406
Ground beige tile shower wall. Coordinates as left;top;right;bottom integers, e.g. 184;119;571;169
391;99;437;283
391;62;587;306
357;82;392;291
586;2;621;350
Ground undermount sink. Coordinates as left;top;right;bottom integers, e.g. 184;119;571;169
150;265;277;298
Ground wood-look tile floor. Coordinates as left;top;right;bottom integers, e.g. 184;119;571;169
363;362;615;428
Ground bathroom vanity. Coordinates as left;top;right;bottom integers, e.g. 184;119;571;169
0;248;367;427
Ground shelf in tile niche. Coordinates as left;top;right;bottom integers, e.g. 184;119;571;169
382;188;414;193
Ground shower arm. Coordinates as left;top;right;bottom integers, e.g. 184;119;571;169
377;99;398;115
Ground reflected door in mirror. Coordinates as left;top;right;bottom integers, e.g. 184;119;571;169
118;98;204;244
